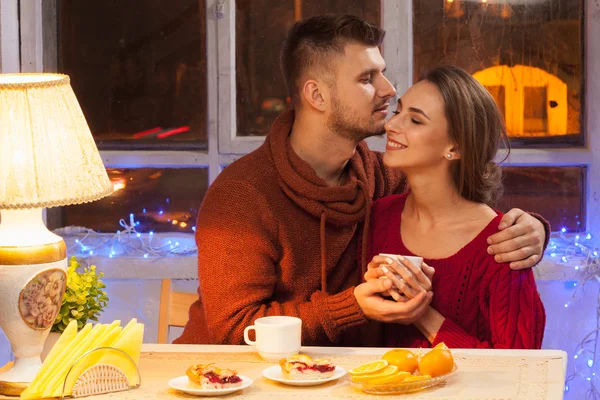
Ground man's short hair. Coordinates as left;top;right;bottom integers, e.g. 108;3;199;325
280;14;385;107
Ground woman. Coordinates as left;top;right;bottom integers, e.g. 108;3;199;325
363;65;545;349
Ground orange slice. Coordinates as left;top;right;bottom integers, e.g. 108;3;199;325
348;360;389;376
351;365;398;383
403;374;431;382
368;371;411;385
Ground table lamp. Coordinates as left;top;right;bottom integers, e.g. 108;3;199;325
0;73;113;395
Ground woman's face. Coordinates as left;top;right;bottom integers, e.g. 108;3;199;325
383;80;457;170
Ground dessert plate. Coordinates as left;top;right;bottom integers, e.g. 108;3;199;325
262;365;346;387
168;375;253;396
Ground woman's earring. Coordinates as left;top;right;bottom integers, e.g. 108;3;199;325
446;153;453;160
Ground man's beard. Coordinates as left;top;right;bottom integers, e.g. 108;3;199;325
327;95;386;142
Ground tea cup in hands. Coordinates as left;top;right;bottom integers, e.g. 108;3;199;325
365;254;434;301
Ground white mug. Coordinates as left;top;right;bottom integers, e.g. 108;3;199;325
379;253;423;271
243;316;301;361
378;254;424;298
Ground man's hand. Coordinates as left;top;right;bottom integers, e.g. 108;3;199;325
354;279;432;324
487;208;546;270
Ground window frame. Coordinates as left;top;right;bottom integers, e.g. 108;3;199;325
4;0;598;239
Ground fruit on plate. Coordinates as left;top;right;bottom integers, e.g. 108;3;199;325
348;359;388;376
382;348;418;373
350;365;398;383
368;371;411;385
348;343;455;388
418;343;454;377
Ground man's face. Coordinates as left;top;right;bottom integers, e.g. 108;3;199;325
327;43;396;142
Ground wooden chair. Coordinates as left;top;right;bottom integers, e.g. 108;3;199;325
157;279;198;344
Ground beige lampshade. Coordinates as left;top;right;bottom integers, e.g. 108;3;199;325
0;73;113;209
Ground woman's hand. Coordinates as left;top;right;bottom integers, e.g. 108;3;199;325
364;255;435;300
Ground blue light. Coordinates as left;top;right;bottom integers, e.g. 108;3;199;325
561;256;568;263
143;254;149;258
143;208;147;213
575;354;579;359
192;226;196;232
159;210;164;215
550;253;556;258
561;227;567;233
109;254;113;258
75;239;80;243
565;384;569;392
166;198;170;203
135;221;140;226
89;250;94;255
575;266;580;270
175;242;179;246
589;359;594;368
576;235;580;241
587;233;592;240
130;213;134;219
595;251;599;257
564;303;569;308
136;233;141;238
149;231;154;236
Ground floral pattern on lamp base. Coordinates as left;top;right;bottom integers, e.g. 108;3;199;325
18;269;66;330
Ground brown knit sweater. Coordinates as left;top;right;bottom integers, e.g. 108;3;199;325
175;110;407;346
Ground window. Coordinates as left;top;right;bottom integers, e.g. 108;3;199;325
62;168;208;233
58;0;208;150
235;0;381;137
414;0;582;146
412;0;594;234
8;0;598;241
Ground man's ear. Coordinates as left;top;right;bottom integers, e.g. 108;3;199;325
302;80;327;112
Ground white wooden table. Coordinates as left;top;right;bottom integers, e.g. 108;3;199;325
1;344;568;399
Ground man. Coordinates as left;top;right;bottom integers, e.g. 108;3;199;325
176;14;548;346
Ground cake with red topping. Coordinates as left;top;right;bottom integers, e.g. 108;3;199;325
186;363;243;389
279;354;336;380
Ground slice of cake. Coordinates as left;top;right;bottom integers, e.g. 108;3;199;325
279;354;336;380
186;363;243;389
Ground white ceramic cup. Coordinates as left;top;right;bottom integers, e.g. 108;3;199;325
379;253;423;271
378;254;424;297
243;316;302;361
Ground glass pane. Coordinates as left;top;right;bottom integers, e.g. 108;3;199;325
61;168;208;233
498;167;585;232
235;0;381;136
413;0;582;147
58;1;207;149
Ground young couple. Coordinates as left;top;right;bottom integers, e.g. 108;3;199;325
176;14;546;349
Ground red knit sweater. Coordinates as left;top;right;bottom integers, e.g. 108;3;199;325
366;194;546;349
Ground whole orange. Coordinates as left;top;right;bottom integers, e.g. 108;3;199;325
418;343;454;377
382;348;418;373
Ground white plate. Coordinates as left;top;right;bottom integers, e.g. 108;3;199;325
262;365;346;386
168;375;253;396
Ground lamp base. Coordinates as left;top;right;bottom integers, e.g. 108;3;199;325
0;380;28;396
0;357;41;395
0;209;68;394
0;355;42;383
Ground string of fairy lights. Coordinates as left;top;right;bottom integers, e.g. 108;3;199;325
53;213;197;259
